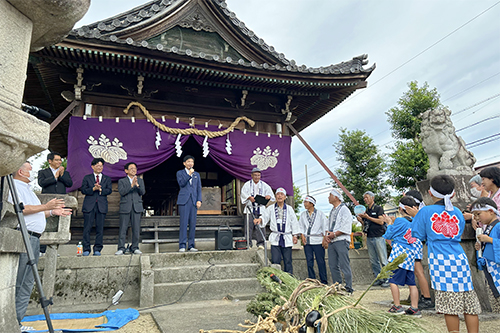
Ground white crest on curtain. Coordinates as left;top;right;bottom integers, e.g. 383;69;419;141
225;133;232;155
87;134;127;164
155;128;162;150
250;146;279;170
175;134;183;157
202;135;209;157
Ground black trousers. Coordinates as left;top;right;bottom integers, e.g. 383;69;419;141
83;205;105;252
271;245;293;274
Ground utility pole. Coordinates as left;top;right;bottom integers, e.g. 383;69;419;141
305;164;309;195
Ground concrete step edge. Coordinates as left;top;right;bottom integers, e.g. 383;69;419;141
152;262;260;271
154;277;259;287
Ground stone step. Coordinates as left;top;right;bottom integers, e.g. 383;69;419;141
153;263;261;284
153;278;264;304
149;250;258;268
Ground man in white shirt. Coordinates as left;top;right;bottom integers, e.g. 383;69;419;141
324;189;354;293
298;195;328;284
240;167;275;249
255;187;299;274
10;161;71;331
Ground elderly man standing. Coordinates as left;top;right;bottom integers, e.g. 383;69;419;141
298;195;328;284
9;162;71;332
241;167;275;249
324;189;354;293
255;187;299;274
356;191;389;287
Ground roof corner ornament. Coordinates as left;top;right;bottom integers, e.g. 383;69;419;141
224;90;254;109
74;67;86;100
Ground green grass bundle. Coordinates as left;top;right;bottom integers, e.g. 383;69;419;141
248;254;430;333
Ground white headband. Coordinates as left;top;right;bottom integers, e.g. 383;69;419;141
471;205;500;219
304;196;316;205
429;186;455;211
330;189;343;202
399;203;406;211
276;187;287;196
407;195;426;210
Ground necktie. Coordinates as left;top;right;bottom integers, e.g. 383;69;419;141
96;175;100;185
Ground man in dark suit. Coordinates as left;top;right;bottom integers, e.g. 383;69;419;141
38;152;73;194
81;158;112;256
115;162;145;255
176;155;202;252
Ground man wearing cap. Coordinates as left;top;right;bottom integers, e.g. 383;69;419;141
255;187;300;274
356;191;389;287
241;167;275;249
176;155;202;252
324;189;354;293
298;195;328;284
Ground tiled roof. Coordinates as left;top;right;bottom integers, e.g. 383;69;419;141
69;0;375;76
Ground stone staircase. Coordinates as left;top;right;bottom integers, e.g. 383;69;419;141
147;250;265;305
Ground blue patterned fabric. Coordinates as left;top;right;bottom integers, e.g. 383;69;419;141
388;242;416;271
486;260;500;295
428;253;473;292
414;239;423;260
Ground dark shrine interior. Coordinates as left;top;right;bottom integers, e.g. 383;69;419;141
141;136;234;215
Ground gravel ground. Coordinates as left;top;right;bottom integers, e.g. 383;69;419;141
113;313;160;333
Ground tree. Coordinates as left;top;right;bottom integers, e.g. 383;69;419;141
293;184;303;217
386;81;441;190
333;128;388;206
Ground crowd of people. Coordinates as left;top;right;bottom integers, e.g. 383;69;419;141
7;150;500;332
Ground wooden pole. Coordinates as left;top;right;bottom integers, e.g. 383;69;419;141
50;100;79;132
305;164;309;195
286;123;359;206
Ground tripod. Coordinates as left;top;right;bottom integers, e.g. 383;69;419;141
5;174;55;333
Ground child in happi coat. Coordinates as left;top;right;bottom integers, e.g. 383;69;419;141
472;197;500;313
383;196;421;317
413;175;481;333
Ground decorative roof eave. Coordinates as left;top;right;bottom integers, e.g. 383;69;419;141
68;0;375;77
32;44;370;97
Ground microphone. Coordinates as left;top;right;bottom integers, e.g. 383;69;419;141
476;228;483;257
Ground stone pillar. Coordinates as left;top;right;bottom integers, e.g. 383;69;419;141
417;176;491;311
0;1;89;331
140;256;154;308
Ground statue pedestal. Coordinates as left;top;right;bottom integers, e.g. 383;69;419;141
417;176;492;311
0;228;26;331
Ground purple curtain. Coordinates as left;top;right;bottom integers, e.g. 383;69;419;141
66;117;292;194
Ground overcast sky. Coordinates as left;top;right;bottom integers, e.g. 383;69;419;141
74;0;500;214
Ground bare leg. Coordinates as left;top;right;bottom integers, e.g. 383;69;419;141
444;314;460;332
414;261;431;298
464;314;479;333
390;283;400;306
409;285;419;309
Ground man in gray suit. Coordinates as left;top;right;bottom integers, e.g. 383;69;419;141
115;162;145;255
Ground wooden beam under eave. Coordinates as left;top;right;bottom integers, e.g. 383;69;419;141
50;100;79;132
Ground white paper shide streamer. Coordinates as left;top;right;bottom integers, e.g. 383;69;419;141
155;128;162;150
202;136;209;157
225;133;232;155
175;133;183;157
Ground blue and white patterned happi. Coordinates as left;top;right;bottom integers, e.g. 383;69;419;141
414;239;423;260
388;243;416;271
428;253;473;292
486;260;500;294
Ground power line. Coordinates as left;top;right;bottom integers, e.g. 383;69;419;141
466;133;500;146
456;114;500;132
452;93;500;117
442;71;500;102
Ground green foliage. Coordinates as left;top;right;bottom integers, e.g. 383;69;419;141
387;140;429;189
334;128;388;206
386;81;441;141
386;81;440;191
293;184;303;216
41;157;68;170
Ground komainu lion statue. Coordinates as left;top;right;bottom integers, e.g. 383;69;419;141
420;107;476;179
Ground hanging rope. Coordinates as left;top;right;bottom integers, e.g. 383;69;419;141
123;101;255;138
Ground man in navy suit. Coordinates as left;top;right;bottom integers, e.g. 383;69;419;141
81;158;112;256
38;151;73;194
176;155;202;252
115;162;145;255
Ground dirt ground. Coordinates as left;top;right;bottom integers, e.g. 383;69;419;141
111;285;500;333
